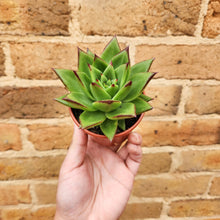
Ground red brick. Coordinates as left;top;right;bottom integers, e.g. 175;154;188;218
28;124;73;151
136;119;220;147
185;85;220;114
0;0;70;36
0;184;31;205
136;44;220;80
0;45;5;76
0;87;68;119
77;0;201;36
202;0;220;38
120;202;162;219
177;150;220;172
133;175;210;197
138;153;172;174
169;199;220;217
34;183;57;204
0;155;64;180
144;85;182;116
0;124;22;151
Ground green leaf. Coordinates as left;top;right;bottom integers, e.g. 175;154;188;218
119;64;130;88
80;111;106;129
53;69;86;93
103;63;115;80
140;93;153;102
63;92;96;111
112;47;129;69
101;74;108;83
130;59;154;77
101;37;121;63
124;72;156;102
88;65;102;82
90;82;111;100
77;71;92;92
115;64;127;87
55;94;78;109
132;97;153;115
78;48;94;75
106;84;119;97
87;48;95;58
106;103;136;120
93;55;108;72
118;119;126;130
100;119;118;141
93;100;121;112
113;81;132;101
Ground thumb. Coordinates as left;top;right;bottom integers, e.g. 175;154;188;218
125;132;142;176
62;125;88;171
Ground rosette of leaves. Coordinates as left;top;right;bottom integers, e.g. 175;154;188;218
53;37;156;141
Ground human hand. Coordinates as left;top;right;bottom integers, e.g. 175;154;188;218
55;125;142;220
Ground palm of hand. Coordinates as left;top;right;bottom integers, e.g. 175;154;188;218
55;128;142;220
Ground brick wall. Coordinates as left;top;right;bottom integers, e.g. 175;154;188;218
0;0;219;219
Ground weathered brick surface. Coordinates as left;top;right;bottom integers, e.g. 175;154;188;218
202;0;220;38
136;44;220;80
144;85;182;116
28;124;73;150
0;0;70;36
10;42;112;80
0;206;55;220
0;124;22;151
77;0;201;37
0;184;31;205
0;155;64;180
185;85;220;114
138;153;172;174
209;177;220;196
132;175;210;197
120;202;163;219
0;44;5;76
177;150;220;172
169;199;220;217
0;87;68;119
35;183;57;204
136;119;220;147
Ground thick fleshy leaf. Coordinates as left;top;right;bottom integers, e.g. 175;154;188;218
90;82;111;100
78;48;94;75
80;111;106;129
140;93;153;102
63;92;96;111
55;94;78;109
93;100;121;112
132;97;153;114
124;72;156;102
87;48;95;58
93;55;108;72
113;81;132;101
106;103;136;120
88;64;102;82
130;59;154;77
53;69;86;93
101;37;121;63
103;63;115;79
112;47;129;69
106;84;119;97
118;119;126;130
119;64;130;88
115;64;127;87
101;74;108;83
77;71;92;92
100;119;118;141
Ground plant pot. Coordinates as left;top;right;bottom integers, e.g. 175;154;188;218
69;108;144;148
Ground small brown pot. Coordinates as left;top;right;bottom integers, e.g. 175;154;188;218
69;108;144;148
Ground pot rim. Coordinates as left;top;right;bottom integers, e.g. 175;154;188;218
69;108;144;139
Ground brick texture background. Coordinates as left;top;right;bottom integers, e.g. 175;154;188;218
0;0;219;219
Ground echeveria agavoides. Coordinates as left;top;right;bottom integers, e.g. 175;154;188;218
54;37;156;141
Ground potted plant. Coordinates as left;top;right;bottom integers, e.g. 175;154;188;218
53;37;156;146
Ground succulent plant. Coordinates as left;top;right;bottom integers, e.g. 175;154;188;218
53;37;156;141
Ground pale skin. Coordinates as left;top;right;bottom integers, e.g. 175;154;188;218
55;125;142;220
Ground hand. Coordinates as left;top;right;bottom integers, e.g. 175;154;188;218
55;125;142;220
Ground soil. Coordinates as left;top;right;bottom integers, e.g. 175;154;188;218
71;108;141;135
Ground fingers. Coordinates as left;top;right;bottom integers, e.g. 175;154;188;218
124;132;142;175
62;125;88;171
